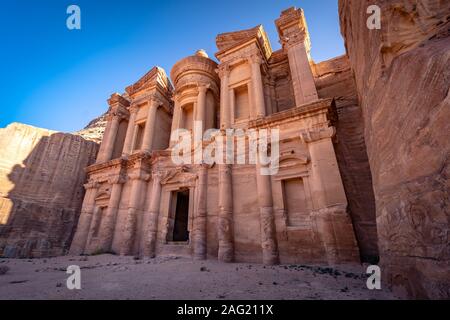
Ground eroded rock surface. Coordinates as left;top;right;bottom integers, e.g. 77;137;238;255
339;0;450;298
0;123;99;258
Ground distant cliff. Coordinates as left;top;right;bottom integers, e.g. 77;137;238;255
74;111;108;143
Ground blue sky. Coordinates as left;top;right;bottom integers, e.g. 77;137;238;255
0;0;345;132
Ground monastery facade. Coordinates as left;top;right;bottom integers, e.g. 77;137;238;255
70;7;361;265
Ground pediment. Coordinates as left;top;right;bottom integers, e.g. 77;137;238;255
125;66;173;97
216;25;272;60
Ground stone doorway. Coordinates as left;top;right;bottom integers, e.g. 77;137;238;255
172;189;190;242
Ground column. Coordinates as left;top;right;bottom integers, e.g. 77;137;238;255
120;172;147;255
300;127;346;208
248;55;266;118
196;85;208;126
255;161;279;265
285;42;318;106
217;64;230;129
141;97;160;152
300;126;357;264
141;173;162;257
229;88;235;123
122;106;138;156
276;8;318;106
170;96;181;147
69;181;98;255
217;164;234;262
193;164;208;260
97;113;120;163
86;206;102;251
97;175;126;252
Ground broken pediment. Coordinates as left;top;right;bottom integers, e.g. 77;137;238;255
125;66;173;98
216;25;272;60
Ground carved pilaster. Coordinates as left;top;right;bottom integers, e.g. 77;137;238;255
120;171;150;256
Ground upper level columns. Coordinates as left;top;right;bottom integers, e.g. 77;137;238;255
97;93;129;163
217;64;231;129
196;85;208;127
97;113;121;163
276;7;318;106
248;55;266;118
122;105;138;156
170;95;181;147
141;96;161;153
284;41;318;105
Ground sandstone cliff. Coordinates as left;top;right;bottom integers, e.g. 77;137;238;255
74;112;108;143
314;56;379;263
339;0;450;298
0;123;99;258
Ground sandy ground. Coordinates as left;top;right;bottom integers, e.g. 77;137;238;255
0;254;396;300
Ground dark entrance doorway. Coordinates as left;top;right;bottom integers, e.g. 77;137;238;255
172;189;190;241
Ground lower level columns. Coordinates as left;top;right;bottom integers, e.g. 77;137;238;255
217;164;234;262
97;175;126;252
141;173;162;257
69;181;98;255
255;163;279;265
120;172;148;256
193;164;208;260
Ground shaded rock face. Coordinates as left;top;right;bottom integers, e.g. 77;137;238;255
0;123;99;258
314;56;379;263
339;0;450;298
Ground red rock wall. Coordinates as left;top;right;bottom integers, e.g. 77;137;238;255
339;0;450;298
0;123;99;258
314;55;379;262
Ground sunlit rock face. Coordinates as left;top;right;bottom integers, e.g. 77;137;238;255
75;111;108;143
339;0;450;299
0;123;99;258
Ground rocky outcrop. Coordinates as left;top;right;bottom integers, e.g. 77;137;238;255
75;112;108;143
339;0;450;298
0;123;99;258
314;55;379;263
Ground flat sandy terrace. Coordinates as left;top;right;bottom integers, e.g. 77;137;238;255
0;254;395;300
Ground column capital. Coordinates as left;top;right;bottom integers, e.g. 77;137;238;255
128;171;151;181
151;171;164;182
148;94;164;107
247;54;263;65
300;126;336;143
108;174;127;185
197;83;210;93
84;180;99;190
107;109;127;122
129;104;139;114
215;64;230;78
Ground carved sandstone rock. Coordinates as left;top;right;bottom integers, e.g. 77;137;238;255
0;123;99;258
339;0;450;298
75;111;108;143
314;55;379;262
